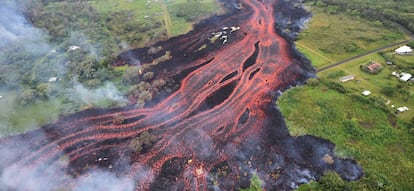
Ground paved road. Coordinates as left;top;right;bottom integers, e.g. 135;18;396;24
317;38;414;73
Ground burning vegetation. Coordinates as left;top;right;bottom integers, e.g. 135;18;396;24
0;0;363;190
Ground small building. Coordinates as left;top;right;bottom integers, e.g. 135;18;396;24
339;75;355;83
48;77;58;82
362;90;371;96
68;46;80;51
400;73;412;82
386;61;393;65
395;45;413;55
396;106;409;114
366;62;383;73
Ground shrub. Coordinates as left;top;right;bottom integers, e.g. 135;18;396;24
380;86;395;97
129;131;156;153
306;78;320;86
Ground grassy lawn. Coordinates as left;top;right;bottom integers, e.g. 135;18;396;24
319;51;414;121
90;0;166;48
164;0;225;36
91;0;163;18
296;6;409;69
0;90;61;137
91;0;223;40
296;43;332;68
278;81;414;190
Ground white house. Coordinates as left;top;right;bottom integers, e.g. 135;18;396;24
400;73;412;82
395;45;413;55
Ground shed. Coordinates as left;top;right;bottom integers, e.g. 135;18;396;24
68;46;80;51
400;73;412;82
395;45;413;55
339;75;355;83
48;77;58;82
396;106;409;113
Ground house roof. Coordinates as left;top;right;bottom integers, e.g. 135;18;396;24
395;45;413;53
367;62;382;72
400;73;412;81
339;75;355;82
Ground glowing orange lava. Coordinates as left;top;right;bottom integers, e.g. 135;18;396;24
0;0;362;190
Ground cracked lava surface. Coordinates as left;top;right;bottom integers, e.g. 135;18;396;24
0;0;363;190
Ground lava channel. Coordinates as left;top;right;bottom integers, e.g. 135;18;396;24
0;0;363;190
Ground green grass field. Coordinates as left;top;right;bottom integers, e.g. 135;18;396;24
164;0;224;36
278;82;414;190
296;6;409;69
91;0;223;40
296;43;332;68
0;90;61;136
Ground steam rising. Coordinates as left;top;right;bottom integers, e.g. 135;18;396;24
73;170;134;191
73;82;127;106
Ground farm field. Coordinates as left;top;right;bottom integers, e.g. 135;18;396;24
296;6;410;69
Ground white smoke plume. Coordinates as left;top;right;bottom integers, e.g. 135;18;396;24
73;82;127;106
73;170;134;191
0;1;44;49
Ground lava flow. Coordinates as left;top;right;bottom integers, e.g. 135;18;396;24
0;0;363;190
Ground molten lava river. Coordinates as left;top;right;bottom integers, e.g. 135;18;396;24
0;0;363;190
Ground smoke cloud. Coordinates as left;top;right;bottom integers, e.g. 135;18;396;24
0;1;43;49
73;170;134;191
72;82;127;106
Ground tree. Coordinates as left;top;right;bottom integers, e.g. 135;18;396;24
318;171;351;191
380;86;395;97
143;72;154;81
306;78;320;86
129;131;156;153
19;88;37;105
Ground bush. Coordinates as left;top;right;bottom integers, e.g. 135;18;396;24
306;78;320;86
320;79;348;93
326;70;346;79
129;131;156;153
380;86;395;97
